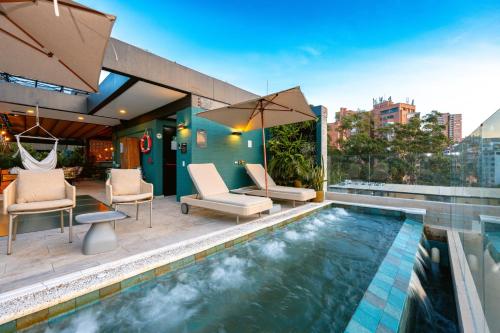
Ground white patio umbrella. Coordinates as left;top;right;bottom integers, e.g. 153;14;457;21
197;86;317;196
0;0;115;92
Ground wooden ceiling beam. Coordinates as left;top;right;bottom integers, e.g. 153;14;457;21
60;121;87;139
84;125;112;139
51;120;70;138
73;123;98;138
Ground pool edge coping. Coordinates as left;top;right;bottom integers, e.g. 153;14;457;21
344;217;424;333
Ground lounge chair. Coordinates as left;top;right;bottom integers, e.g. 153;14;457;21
180;163;272;223
3;169;76;255
244;164;316;206
106;169;154;228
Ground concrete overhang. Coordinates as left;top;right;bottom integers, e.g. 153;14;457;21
0;82;119;126
102;38;259;105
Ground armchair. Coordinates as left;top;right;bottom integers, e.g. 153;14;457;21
3;169;76;255
106;169;153;228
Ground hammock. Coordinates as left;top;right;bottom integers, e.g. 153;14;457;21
16;136;58;171
14;105;59;171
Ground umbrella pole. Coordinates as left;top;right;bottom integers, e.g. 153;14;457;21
261;111;268;197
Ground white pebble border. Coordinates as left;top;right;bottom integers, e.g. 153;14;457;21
0;201;331;325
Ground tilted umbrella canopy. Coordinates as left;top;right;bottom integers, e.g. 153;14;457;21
0;0;115;92
196;86;316;131
197;86;317;196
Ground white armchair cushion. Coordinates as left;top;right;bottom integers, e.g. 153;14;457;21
111;169;141;195
8;199;74;213
113;193;153;203
16;169;66;203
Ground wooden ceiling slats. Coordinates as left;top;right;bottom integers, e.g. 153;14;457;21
73;123;98;138
60;121;87;139
51;119;71;138
2;114;112;141
82;125;111;139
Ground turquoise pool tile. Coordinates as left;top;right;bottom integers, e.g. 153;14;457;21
387;288;406;309
358;299;384;320
397;269;412;280
364;291;386;309
385;255;400;266
345;320;372;333
390;286;406;300
353;308;380;332
376;324;395;333
380;313;399;332
372;277;392;293
393;277;408;291
384;303;403;320
368;283;389;301
377;273;395;285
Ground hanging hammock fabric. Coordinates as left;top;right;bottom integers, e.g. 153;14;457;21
16;136;58;171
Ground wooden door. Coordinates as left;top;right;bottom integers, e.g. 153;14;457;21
120;137;140;169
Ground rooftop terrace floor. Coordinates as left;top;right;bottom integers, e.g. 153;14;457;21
0;181;305;294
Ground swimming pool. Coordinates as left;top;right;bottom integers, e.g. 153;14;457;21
25;207;405;332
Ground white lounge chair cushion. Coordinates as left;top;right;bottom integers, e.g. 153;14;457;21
269;186;316;195
16;169;66;203
8;199;73;213
245;164;277;189
204;193;271;208
187;163;229;198
268;186;316;200
111;169;141;195
113;193;153;203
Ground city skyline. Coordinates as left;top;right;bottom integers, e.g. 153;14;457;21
80;0;500;136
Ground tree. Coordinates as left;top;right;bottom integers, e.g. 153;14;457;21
331;110;452;185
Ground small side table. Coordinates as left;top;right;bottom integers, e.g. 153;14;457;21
76;211;127;255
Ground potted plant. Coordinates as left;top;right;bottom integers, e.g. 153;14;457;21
309;159;327;202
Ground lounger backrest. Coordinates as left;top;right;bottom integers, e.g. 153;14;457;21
187;163;229;198
245;164;276;189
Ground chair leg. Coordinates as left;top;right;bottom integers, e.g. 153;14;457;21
136;202;139;220
293;200;296;208
7;215;13;255
113;220;116;230
149;201;152;228
69;209;73;243
60;211;64;233
236;216;239;224
12;219;18;241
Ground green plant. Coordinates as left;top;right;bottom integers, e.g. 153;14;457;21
308;159;327;191
268;121;317;185
57;147;85;167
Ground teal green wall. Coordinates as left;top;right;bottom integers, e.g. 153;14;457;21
175;107;264;200
114;119;174;196
175;107;194;199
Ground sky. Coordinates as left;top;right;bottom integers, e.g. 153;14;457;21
82;0;500;136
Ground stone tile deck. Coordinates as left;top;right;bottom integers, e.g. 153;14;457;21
0;180;301;294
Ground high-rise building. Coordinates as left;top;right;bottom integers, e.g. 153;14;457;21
371;97;417;127
328;107;356;149
437;112;462;143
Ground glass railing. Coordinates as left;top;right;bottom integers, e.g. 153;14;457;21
328;109;500;332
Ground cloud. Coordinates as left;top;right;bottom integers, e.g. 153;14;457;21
300;46;321;57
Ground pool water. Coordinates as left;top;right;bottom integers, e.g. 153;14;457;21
26;208;404;333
